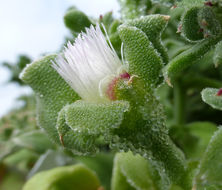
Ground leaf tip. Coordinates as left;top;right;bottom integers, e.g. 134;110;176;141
165;77;173;87
216;88;222;96
163;15;171;21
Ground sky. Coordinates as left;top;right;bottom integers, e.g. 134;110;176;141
0;0;120;117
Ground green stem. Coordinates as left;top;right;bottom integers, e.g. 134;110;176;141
165;34;222;78
174;79;185;126
183;75;222;89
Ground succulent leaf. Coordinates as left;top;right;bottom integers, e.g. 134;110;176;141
118;25;163;87
125;15;170;63
194;127;222;189
201;88;222;111
20;55;80;144
23;164;101;190
64;8;92;33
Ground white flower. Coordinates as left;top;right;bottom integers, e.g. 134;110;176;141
52;24;128;102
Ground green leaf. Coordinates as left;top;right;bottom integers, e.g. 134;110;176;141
111;153;136;190
0;142;19;161
27;150;75;179
0;170;24;190
76;153;114;190
56;100;129;153
197;7;221;37
186;122;217;158
213;41;222;67
177;0;205;8
125;15;170;63
20;55;80;144
4;149;38;169
112;127;189;189
65;100;130;134
111;152;158;190
201;88;222;111
56;106;99;154
118;0;151;20
64;8;92;33
12;131;55;154
181;7;204;42
23;164;101;190
164;34;222;81
100;11;114;31
175;122;217;159
194;127;222;189
114;78;190;189
118;25;163;87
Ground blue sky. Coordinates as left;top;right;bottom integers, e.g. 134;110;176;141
0;0;119;117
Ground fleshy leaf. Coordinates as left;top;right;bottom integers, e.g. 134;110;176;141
76;153;114;190
113;78;189;189
177;0;205;8
65;100;130;134
201;88;222;111
118;0;151;20
111;153;136;190
12;131;55;154
186;122;217;159
181;7;204;42
111;152;158;190
198;7;221;37
20;55;80;144
56;100;129;154
23;164;101;190
56;106;99;154
171;122;217;159
27;150;75;179
125;15;170;63
213;41;222;67
194;127;222;189
164;34;222;81
64;7;92;33
118;25;163;87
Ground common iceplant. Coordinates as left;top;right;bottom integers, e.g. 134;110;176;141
19;0;222;190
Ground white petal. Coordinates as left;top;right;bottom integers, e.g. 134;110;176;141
52;24;123;102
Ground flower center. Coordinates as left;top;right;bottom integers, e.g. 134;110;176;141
106;72;131;100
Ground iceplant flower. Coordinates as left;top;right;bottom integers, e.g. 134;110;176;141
52;24;130;102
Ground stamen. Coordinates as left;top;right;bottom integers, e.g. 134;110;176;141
52;23;125;102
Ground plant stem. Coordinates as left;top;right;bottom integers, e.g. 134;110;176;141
174;79;185;126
